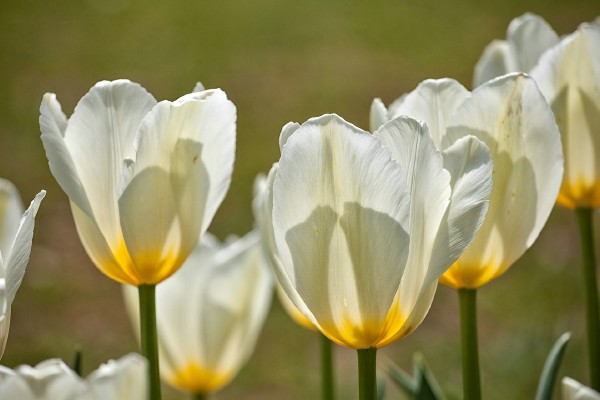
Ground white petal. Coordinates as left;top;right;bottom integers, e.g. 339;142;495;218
384;79;470;147
278;122;301;153
273;114;411;348
374;117;450;326
473;40;512;87
507;13;559;73
434;136;493;287
62;80;157;251
444;73;563;287
4;191;45;308
87;353;148;400
531;25;600;208
0;359;87;400
369;98;388;132
40;93;93;217
119;89;236;283
0;309;10;360
193;82;206;92
0;179;23;258
562;377;600;400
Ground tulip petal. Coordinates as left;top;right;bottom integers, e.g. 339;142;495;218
70;202;138;284
87;354;148;400
531;25;600;208
119;89;236;283
259;165;319;329
273;114;411;348
473;40;512;87
385;79;470;147
444;73;563;287
60;80;157;251
40;93;93;217
278;122;301;153
0;179;23;258
369;98;388;132
373;117;452;345
562;377;600;400
507;13;559;74
4;191;45;308
0;308;10;359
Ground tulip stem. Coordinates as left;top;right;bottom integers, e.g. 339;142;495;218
139;284;162;400
192;394;207;400
321;334;335;400
357;347;377;400
576;208;600;390
459;288;481;400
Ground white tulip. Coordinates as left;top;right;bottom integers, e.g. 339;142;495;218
563;377;600;400
0;180;45;359
40;80;236;285
270;114;492;349
123;231;273;395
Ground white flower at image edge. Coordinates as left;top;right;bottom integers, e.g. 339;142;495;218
0;353;147;399
0;180;45;359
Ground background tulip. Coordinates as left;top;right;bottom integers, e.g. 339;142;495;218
123;230;272;396
531;22;600;389
472;13;559;87
0;181;45;359
0;353;147;400
372;74;563;399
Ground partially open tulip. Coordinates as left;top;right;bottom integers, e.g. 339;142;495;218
0;353;147;399
123;231;272;395
473;13;559;87
563;377;600;400
40;80;236;285
0;181;45;359
530;23;600;209
270;114;492;349
372;74;563;289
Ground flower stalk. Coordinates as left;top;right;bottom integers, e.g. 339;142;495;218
193;393;207;400
357;348;377;400
139;284;161;400
459;288;481;400
321;334;334;400
576;208;600;390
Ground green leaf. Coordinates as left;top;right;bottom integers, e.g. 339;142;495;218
385;353;447;400
413;354;447;400
535;332;571;400
377;376;387;400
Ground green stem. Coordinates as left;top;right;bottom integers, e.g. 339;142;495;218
459;288;481;400
139;284;162;400
357;347;377;400
192;393;207;400
576;208;600;390
320;334;334;400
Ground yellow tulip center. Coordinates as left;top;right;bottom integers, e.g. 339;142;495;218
168;363;231;394
557;179;600;209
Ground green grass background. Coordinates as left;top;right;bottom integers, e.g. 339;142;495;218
1;0;600;398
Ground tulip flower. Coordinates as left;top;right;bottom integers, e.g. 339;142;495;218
563;377;600;400
123;230;272;397
40;79;236;399
530;23;600;389
0;180;45;359
472;12;559;87
39;80;236;286
270;113;492;399
0;353;147;399
371;74;563;399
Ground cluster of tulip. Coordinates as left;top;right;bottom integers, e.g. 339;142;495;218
0;12;598;400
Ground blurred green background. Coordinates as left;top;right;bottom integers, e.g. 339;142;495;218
2;0;600;398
